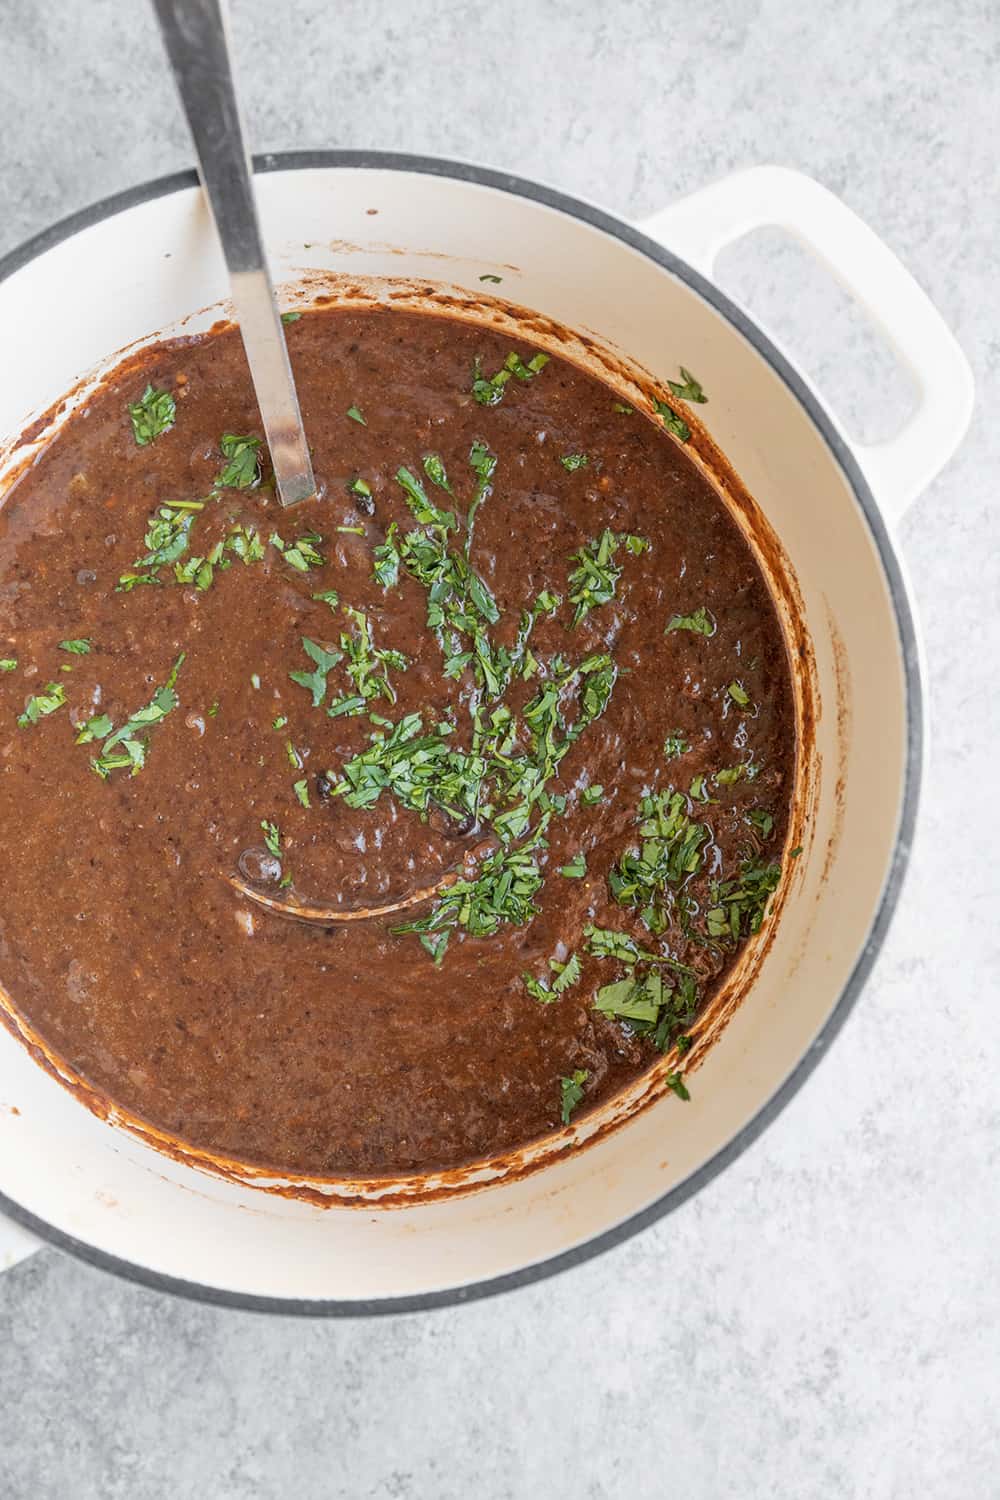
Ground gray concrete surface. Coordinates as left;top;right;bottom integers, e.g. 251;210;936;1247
1;1;998;1495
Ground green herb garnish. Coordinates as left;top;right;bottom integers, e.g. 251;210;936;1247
128;384;176;446
293;778;310;808
17;681;66;728
663;734;690;758
0;658;17;673
288;637;343;708
471;349;549;406
559;852;587;878
652;397;691;442
59;639;91;655
85;654;184;777
746;808;774;839
312;589;340;611
373;522;401;589
270;531;325;572
261;820;282;858
567;529;648;627
728;681;750;707
346;405;367;425
280;311;301;324
559;1070;588;1124
667;367;707;404
705;858;781;941
665;1072;691;1101
609;790;709;934
523;951;582;1004
560;453;589;472
479;273;503;283
216;433;262;489
664;605;714;636
396;466;457;531
581;784;604;806
612;401;634;414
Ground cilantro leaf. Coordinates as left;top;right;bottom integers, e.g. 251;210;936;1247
667;367;707;404
288;636;343;708
216;433;262;489
293;778;310;808
612;401;634;414
559;852;587;878
567;529;648;627
396;466;457;530
559;1069;588;1124
652;397;691;442
665;1072;691;1101
705;858;780;941
560;453;589;472
665;605;714;636
581;784;604;806
727;681;751;707
128;384;176;446
17;681;66;728
88;654;184;776
270;531;325;572
609;790;709;934
373;522;401;589
346;405;367;425
59;639;91;655
0;658;17;673
280;311;301;324
663;734;690;758
472;350;549;406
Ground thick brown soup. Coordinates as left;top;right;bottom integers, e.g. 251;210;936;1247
0;308;795;1177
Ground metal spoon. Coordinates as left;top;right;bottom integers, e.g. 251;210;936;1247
226;840;496;927
152;0;315;507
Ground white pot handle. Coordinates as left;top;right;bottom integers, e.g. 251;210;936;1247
0;1210;42;1271
638;165;974;524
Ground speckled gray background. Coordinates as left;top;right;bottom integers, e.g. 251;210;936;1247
1;1;998;1495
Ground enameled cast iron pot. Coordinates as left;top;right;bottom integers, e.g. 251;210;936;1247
0;153;973;1312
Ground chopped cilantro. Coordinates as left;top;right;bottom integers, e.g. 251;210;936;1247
559;852;587;878
396;466;457;530
373;523;401;589
348;476;374;509
17;681;66;728
665;1072;691;1101
663;734;690;758
612;401;634;414
789;845;803;858
479;273;503;283
86;654;184;777
705;858;781;941
128;384;176;446
346;405;367;425
689;774;715;803
422;453;452;493
652;397;691;442
270;531;325;572
560;453;589;472
280;311;301;324
581;784;604;805
567;529;648;627
728;681;750;707
59;639;91;655
665;605;714;636
0;658;17;673
216;433;262;489
261;820;282;858
609;790;709;934
746;808;774;839
208;701;220;718
312;589;340;611
524;951;582;1003
339;606;409;710
272;714;288;730
472;350;549;406
717;763;755;785
667;367;707;404
293;778;310;808
288;637;343;708
336;525;365;535
559;1070;588;1124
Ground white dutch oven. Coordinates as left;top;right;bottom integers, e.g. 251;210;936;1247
0;154;972;1310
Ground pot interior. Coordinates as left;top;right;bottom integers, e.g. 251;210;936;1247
0;162;915;1305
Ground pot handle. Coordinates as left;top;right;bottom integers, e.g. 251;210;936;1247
0;1210;42;1272
638;165;974;523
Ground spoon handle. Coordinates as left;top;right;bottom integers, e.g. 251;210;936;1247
152;0;315;507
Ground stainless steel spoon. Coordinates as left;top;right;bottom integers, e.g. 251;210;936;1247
152;0;315;507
